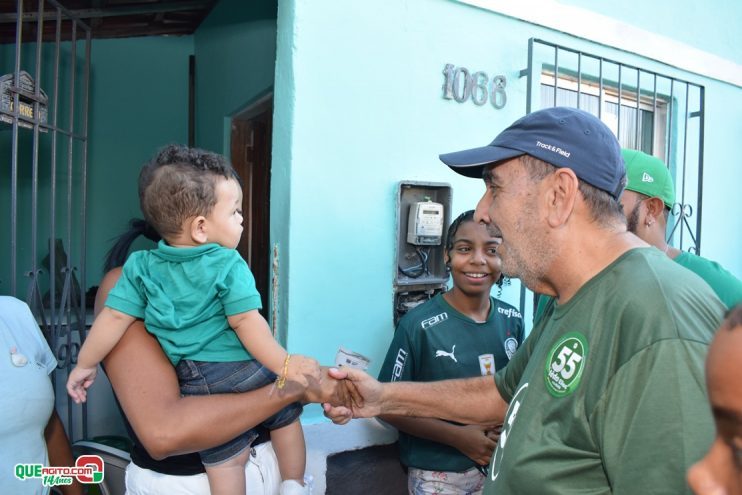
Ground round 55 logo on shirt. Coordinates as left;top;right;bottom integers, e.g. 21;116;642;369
488;331;589;483
544;332;589;397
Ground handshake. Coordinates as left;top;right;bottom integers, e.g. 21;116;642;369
303;366;380;425
290;347;379;425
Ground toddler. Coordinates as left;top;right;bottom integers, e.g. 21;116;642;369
67;145;317;495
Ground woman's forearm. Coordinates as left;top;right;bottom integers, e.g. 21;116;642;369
139;385;303;459
103;323;303;459
45;410;83;495
380;415;463;447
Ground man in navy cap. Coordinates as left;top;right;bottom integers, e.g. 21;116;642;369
325;107;725;494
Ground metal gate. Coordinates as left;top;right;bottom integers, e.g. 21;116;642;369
1;0;91;440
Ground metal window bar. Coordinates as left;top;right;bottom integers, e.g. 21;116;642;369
635;70;640;149
521;37;705;314
576;53;581;110
3;0;91;441
617;65;622;140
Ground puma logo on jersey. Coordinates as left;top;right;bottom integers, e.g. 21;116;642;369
435;345;457;363
421;312;448;330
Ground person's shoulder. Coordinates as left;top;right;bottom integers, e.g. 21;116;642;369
0;297;51;357
99;266;124;290
0;296;36;329
204;245;245;266
491;297;523;320
676;251;736;277
617;248;708;292
397;294;446;331
0;295;31;313
123;248;152;266
611;249;723;340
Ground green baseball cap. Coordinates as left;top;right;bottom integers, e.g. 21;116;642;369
621;149;675;208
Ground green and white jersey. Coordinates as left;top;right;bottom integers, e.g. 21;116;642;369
486;248;724;495
379;293;525;472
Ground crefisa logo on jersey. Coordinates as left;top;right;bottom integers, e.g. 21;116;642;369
497;307;521;319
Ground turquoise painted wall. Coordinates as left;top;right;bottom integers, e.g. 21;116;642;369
558;0;741;65
1;37;192;293
86;37;192;287
275;0;742;423
193;0;277;153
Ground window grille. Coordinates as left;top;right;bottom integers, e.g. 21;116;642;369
1;0;91;440
522;38;705;254
519;38;705;315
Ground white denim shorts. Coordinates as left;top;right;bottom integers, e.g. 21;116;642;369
125;442;281;495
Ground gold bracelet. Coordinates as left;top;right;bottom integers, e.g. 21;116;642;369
275;354;291;390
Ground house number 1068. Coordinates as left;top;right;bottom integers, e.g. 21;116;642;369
442;64;507;109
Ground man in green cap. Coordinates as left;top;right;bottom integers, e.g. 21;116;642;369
621;148;742;308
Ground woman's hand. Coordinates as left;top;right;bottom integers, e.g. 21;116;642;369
452;424;500;466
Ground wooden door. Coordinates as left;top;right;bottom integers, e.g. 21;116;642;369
231;108;272;316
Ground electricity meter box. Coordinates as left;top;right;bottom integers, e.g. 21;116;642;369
394;181;452;325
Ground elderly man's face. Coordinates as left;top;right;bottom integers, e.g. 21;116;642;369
473;157;553;290
687;323;742;495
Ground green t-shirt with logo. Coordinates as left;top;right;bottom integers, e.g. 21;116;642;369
674;251;742;309
486;248;724;495
379;293;525;472
106;241;262;365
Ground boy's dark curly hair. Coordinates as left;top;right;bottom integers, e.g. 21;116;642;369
137;144;241;239
137;144;235;207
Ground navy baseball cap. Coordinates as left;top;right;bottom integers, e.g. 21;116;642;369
439;107;626;200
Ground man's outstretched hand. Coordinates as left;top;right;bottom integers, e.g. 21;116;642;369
301;366;364;412
321;367;383;424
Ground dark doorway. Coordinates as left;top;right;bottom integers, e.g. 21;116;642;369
231;96;272;318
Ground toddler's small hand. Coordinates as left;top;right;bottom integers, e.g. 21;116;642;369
66;365;97;404
286;355;321;387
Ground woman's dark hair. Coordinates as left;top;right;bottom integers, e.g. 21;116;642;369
103;218;161;273
445;209;508;295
